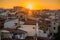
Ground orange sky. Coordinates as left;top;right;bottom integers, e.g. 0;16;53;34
0;0;60;10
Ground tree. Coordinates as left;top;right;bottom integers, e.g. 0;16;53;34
54;25;60;40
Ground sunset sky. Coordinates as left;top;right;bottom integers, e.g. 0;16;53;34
0;0;60;10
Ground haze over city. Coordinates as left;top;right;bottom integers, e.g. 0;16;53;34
0;0;60;40
0;0;60;10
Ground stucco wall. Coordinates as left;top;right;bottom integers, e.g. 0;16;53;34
4;19;18;28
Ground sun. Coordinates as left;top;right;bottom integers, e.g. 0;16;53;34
26;4;33;10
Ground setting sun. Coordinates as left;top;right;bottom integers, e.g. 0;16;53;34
26;4;33;10
0;0;60;10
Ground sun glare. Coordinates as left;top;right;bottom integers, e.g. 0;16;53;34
26;4;33;10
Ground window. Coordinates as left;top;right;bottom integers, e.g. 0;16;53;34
48;33;52;37
44;31;46;33
15;23;17;26
0;25;4;29
48;25;51;27
1;23;4;24
20;34;22;38
18;26;21;28
54;23;55;25
20;15;23;18
33;27;35;29
50;33;52;36
53;27;56;30
16;26;21;29
47;21;51;24
39;31;41;33
22;19;25;22
1;20;4;22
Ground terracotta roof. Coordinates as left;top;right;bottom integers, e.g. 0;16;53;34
26;36;50;40
24;19;44;25
1;28;27;34
24;19;36;25
37;37;50;40
0;17;6;20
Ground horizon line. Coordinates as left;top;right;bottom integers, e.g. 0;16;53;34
0;6;60;10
